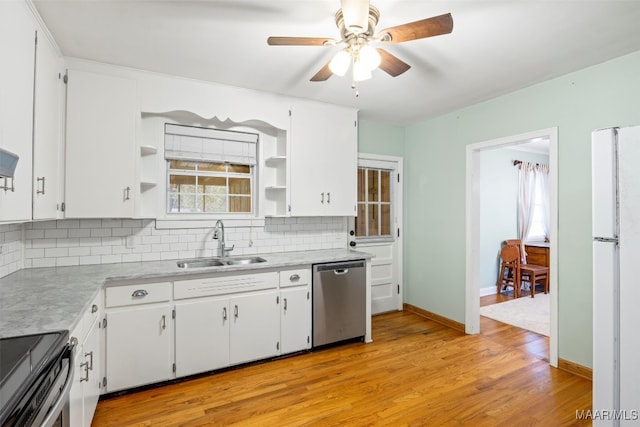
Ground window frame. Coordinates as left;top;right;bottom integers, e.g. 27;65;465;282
355;166;395;243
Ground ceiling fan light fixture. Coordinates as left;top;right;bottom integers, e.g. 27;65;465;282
340;0;370;34
359;44;381;71
329;49;351;76
353;59;372;82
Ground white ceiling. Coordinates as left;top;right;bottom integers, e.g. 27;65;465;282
33;0;640;127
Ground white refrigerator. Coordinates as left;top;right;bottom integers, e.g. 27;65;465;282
592;125;640;426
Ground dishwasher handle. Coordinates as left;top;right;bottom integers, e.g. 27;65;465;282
333;269;349;275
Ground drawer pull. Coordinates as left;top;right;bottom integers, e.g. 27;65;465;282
289;274;300;282
161;315;166;330
80;362;89;382
131;289;148;298
223;307;227;321
91;304;98;313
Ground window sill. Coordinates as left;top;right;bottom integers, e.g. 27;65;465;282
155;216;265;229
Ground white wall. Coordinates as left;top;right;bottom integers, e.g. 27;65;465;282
479;148;549;295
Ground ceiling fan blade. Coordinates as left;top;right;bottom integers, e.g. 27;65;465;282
378;13;453;44
376;48;411;77
267;36;335;46
310;62;333;82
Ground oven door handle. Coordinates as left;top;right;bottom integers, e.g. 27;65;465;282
41;339;77;427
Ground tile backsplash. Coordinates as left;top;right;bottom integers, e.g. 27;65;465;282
18;217;347;270
0;224;23;278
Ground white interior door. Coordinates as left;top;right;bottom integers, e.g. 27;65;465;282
349;154;403;315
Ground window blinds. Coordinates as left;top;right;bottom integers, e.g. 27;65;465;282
164;124;258;165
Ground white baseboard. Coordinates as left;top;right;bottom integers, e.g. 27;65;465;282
479;286;497;297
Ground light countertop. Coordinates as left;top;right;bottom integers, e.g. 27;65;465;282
0;249;371;338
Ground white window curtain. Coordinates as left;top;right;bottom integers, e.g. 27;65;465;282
517;161;550;260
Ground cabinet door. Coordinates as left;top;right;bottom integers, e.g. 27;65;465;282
82;319;101;426
105;305;172;392
65;69;137;218
324;107;357;216
280;286;311;354
230;290;280;365
175;298;230;377
0;1;35;222
289;102;327;216
32;29;63;220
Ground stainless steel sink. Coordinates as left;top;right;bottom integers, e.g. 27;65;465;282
176;259;226;269
176;256;266;268
223;256;267;265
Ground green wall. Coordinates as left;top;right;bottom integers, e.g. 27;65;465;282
358;119;405;157
402;49;640;368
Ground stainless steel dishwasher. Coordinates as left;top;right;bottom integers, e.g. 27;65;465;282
312;260;366;347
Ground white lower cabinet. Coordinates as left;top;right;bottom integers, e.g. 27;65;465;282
174;297;230;377
229;290;280;365
280;286;311;354
104;267;312;393
104;281;173;393
280;268;312;354
105;304;173;392
69;295;102;427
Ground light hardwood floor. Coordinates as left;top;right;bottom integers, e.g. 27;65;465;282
93;306;590;426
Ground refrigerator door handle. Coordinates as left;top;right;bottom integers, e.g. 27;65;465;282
594;237;619;243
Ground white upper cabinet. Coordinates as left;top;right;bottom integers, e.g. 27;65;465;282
32;29;64;220
289;100;358;216
0;1;35;222
65;69;138;218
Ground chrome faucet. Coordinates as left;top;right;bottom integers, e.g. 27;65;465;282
213;220;234;257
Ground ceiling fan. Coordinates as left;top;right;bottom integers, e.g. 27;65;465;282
267;0;453;88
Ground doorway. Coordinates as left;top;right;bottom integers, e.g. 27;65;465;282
349;153;403;314
465;128;558;367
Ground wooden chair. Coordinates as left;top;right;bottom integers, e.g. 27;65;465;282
497;245;522;298
502;239;550;298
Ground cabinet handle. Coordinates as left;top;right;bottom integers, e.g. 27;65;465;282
234;305;238;319
131;289;148;298
85;351;94;371
327;192;330;204
1;177;15;193
161;315;166;330
91;304;98;313
289;274;300;282
36;177;45;195
80;362;89;382
124;186;131;201
283;298;288;311
321;192;324;204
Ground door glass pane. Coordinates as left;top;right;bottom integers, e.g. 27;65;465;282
368;170;379;202
381;171;391;203
228;164;251;174
356;203;366;236
381;204;391;236
200;176;226;193
198;162;227;172
203;195;226;212
368;204;379;236
357;168;366;202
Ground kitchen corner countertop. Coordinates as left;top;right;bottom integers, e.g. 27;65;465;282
0;249;372;339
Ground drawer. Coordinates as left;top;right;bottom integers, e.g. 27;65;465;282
279;268;311;287
174;272;278;300
72;292;102;342
105;282;171;308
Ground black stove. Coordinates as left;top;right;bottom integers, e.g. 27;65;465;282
0;331;71;427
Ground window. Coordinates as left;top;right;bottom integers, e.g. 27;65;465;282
168;160;252;213
526;176;547;241
165;124;257;215
355;167;393;240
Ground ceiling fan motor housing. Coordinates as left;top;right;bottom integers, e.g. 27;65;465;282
335;5;380;40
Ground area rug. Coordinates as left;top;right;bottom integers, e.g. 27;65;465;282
480;293;550;336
